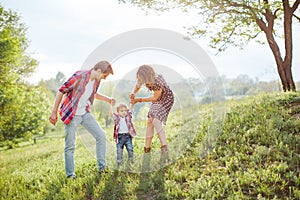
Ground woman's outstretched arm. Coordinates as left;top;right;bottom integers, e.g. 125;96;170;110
131;89;162;104
130;81;141;99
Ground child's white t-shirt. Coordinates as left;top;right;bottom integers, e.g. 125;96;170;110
118;117;129;133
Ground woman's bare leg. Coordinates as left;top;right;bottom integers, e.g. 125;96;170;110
152;118;167;146
145;118;154;150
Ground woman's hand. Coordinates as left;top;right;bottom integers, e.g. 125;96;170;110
129;93;135;100
130;98;139;105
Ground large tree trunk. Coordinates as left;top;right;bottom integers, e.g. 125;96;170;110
264;29;289;91
283;0;296;91
256;0;296;92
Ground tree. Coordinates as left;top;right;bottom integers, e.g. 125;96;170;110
55;71;66;85
39;71;66;96
0;5;37;82
0;85;51;148
120;0;300;92
0;5;51;147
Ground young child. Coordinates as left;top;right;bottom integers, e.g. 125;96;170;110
110;102;136;167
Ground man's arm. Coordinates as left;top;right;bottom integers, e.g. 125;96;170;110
49;91;64;125
95;93;116;105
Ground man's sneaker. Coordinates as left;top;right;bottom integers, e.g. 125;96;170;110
117;162;122;168
67;174;76;179
98;168;109;174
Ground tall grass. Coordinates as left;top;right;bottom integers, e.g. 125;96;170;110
0;92;299;199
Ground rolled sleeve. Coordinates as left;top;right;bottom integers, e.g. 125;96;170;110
59;72;78;94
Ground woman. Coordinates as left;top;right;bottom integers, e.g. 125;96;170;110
130;65;174;154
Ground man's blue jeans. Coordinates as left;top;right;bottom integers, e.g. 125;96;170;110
116;134;133;165
64;113;106;177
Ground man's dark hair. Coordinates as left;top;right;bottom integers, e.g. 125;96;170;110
93;61;113;75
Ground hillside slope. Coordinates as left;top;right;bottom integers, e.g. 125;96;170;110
0;93;299;199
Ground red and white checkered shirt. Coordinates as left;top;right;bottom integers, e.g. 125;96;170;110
59;69;100;125
112;111;136;143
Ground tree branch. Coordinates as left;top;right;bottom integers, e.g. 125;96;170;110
221;23;239;47
291;0;300;13
293;14;300;22
256;18;268;32
274;8;281;17
262;0;276;29
224;0;258;15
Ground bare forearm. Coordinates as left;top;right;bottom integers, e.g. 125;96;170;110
95;93;112;103
109;104;114;116
131;84;141;97
137;96;157;103
51;91;63;114
132;85;140;94
138;89;161;102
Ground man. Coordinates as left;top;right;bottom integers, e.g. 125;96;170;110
49;60;115;178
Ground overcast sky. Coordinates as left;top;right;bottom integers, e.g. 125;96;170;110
2;0;300;84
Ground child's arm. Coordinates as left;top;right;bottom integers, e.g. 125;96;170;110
129;103;133;111
109;102;114;116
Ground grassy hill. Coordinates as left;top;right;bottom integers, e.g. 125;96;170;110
0;92;299;199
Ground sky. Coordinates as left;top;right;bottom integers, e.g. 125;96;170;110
1;0;300;84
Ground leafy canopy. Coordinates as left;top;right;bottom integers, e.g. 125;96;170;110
120;0;300;51
0;5;50;148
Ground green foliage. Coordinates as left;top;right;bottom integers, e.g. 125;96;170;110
38;71;66;97
0;5;37;80
0;92;299;199
119;0;299;52
0;85;51;148
0;5;51;148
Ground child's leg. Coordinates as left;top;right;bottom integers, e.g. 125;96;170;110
152;118;167;147
125;136;134;162
116;135;125;165
145;118;154;151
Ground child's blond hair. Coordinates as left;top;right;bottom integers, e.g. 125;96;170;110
116;103;128;112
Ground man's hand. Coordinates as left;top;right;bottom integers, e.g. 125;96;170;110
86;100;92;112
49;112;58;126
110;98;116;106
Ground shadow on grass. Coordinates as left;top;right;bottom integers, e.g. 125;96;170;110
137;153;167;200
101;170;126;200
84;169;126;200
45;174;68;200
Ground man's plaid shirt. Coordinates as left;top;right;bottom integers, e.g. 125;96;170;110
59;69;100;125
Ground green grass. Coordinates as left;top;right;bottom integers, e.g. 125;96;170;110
0;92;299;199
